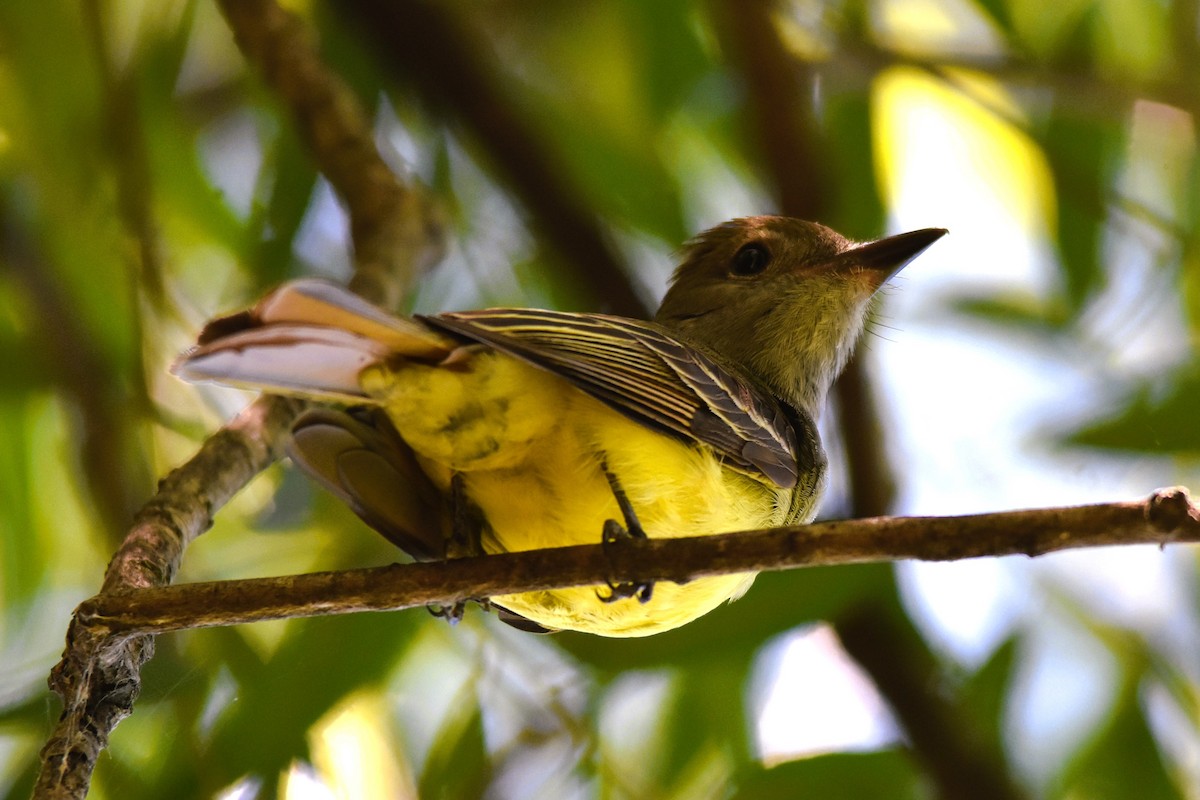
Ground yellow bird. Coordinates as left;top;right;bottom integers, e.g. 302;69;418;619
175;217;944;637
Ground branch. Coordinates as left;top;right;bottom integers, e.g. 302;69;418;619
36;396;303;799
65;488;1200;637
36;0;444;795
340;0;648;317
214;0;445;310
718;8;1031;797
831;42;1200;124
831;358;897;516
838;608;1029;800
717;0;829;221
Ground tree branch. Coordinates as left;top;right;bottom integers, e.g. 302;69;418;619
832;42;1200;124
718;7;1032;797
35;0;444;795
36;395;303;799
717;0;829;221
837;606;1030;800
66;488;1200;638
214;0;445;310
340;0;648;317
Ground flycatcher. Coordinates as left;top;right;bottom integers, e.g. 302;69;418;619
175;217;944;637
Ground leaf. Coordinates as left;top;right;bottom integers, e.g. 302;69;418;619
823;91;885;241
969;0;1016;35
0;398;39;603
622;0;710;119
948;291;1072;332
1053;675;1183;800
731;750;927;800
419;700;489;800
660;659;754;785
960;637;1020;757
530;95;689;245
1065;367;1200;455
1184;148;1200;325
1039;92;1125;313
197;613;422;793
247;121;319;287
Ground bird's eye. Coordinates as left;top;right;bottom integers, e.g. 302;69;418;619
730;242;771;276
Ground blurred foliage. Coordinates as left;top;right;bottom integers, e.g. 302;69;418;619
2;0;1199;798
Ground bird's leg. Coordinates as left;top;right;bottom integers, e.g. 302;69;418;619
427;472;486;625
597;461;654;604
446;472;487;559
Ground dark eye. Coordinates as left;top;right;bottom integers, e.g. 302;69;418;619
730;242;771;276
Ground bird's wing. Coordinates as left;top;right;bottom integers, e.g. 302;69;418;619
288;407;448;561
423;309;811;489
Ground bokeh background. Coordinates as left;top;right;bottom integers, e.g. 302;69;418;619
2;1;1199;798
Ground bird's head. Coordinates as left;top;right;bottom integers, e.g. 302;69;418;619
655;216;945;418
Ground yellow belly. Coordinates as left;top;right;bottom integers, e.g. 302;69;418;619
361;351;794;637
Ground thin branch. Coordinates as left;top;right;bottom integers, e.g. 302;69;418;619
831;41;1200;122
339;0;648;317
36;395;303;799
68;488;1200;638
718;8;1024;797
214;0;445;310
36;0;444;795
717;0;829;221
838;609;1030;800
831;358;897;517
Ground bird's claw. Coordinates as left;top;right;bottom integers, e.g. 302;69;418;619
427;601;468;625
596;518;654;604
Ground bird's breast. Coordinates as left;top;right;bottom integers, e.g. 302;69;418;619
360;350;795;636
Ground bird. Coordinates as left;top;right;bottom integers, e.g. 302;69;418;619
174;216;945;637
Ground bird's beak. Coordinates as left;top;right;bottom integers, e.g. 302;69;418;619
852;228;947;281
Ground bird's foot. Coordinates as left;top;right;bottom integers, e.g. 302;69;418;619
426;601;468;625
596;517;654;604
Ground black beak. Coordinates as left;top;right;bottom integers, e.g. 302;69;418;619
854;228;947;279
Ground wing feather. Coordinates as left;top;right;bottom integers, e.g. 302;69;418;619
422;309;806;488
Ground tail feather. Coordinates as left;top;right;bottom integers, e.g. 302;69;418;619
255;280;451;358
173;280;455;400
175;325;389;400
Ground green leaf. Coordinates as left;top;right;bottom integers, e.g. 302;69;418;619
1093;0;1169;81
419;700;489;800
1065;366;1200;455
1039;94;1124;313
960;637;1020;757
1054;676;1183;800
0;398;39;604
247;120;318;287
530;95;689;245
823;92;885;241
196;613;421;794
948;291;1072;332
660;658;753;785
969;0;1016;35
1182;152;1200;339
622;0;710;120
732;750;927;800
